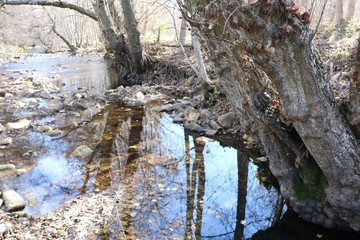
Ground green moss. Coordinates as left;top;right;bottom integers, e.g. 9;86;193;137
293;159;328;202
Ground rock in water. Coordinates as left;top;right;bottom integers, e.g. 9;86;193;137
217;112;236;129
6;119;31;131
0;137;12;145
184;121;205;133
72;145;93;159
2;190;26;212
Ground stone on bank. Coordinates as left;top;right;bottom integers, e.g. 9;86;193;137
2;190;26;212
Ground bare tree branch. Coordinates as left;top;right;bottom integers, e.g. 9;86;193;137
2;0;98;21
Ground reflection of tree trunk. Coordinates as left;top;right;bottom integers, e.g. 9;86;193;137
185;133;194;239
185;134;206;239
194;142;205;239
233;150;249;239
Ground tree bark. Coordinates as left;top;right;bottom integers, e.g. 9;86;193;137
179;18;187;45
346;37;360;138
120;0;145;73
346;0;356;21
334;0;345;26
2;0;98;21
179;0;360;231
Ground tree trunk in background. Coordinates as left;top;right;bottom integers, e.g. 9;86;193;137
179;0;360;231
120;0;145;73
179;18;187;45
52;25;78;53
346;0;356;21
300;0;309;9
334;0;345;26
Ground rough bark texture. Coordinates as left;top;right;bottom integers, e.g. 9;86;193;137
180;0;360;231
334;0;345;26
120;0;145;73
179;18;188;45
93;0;132;71
346;37;360;138
2;0;98;21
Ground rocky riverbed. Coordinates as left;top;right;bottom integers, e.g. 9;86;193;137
0;54;245;239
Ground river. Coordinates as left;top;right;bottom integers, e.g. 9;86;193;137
0;52;359;239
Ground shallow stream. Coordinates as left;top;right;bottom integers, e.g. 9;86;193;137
1;52;359;239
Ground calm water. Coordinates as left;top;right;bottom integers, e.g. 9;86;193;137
0;52;117;95
1;53;359;240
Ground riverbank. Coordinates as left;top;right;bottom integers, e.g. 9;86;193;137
0;49;249;239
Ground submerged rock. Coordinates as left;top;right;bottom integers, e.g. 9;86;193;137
72;145;93;159
217;112;236;129
184;121;205;133
6;119;31;131
195;136;215;145
46;129;62;137
173;112;185;123
2;190;26;212
37;125;53;132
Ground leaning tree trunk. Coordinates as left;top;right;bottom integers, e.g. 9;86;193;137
93;0;133;71
179;0;360;231
120;0;145;73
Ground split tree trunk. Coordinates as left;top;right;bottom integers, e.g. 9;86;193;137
179;0;360;231
120;0;145;73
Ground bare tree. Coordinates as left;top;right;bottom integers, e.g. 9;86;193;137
178;0;360;232
120;0;145;73
334;0;345;26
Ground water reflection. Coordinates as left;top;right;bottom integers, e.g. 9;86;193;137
0;53;117;94
3;101;358;239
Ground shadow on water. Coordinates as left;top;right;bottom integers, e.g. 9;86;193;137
3;100;358;239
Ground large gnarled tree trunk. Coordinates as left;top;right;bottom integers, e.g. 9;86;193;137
179;0;360;231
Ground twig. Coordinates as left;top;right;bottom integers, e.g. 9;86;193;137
310;0;329;42
222;6;241;34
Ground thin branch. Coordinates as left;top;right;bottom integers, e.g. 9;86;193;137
310;0;329;42
2;0;98;21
